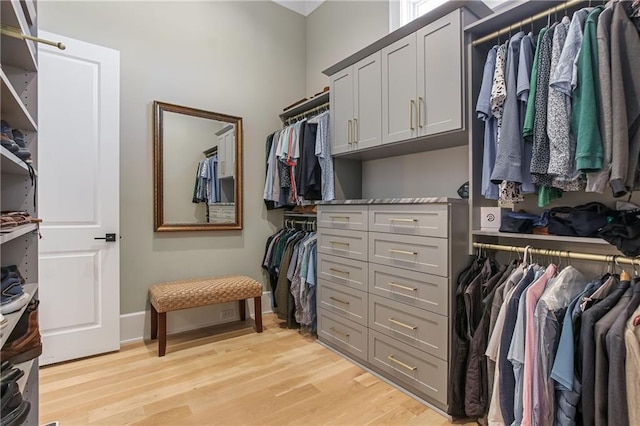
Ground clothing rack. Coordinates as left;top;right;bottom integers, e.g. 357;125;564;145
203;146;217;157
284;102;329;126
284;218;316;231
471;0;587;46
1;24;66;50
473;242;640;266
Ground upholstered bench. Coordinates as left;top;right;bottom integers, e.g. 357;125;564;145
148;275;263;356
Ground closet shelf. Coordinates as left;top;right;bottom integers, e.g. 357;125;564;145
465;0;560;36
0;223;38;245
280;92;329;121
0;283;38;348
473;230;611;245
0;0;38;72
1;146;36;175
1;68;37;132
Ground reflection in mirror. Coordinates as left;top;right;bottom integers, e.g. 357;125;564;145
154;101;243;231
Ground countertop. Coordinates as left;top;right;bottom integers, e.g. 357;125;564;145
320;197;467;205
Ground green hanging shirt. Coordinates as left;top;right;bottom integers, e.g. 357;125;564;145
522;27;547;140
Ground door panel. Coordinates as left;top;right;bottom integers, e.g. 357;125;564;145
38;31;120;365
417;10;462;136
329;68;353;155
353;52;381;150
381;34;417;144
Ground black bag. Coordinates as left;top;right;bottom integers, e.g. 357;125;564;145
548;202;611;238
499;214;534;234
599;210;640;256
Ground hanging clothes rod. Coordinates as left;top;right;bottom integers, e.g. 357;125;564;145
285;102;329;125
1;24;66;50
473;242;640;266
472;0;585;46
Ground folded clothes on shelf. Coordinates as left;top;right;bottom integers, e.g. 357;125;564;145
0;211;40;230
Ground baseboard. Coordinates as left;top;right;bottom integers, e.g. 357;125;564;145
120;291;273;344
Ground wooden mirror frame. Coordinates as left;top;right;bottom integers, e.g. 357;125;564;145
153;101;243;231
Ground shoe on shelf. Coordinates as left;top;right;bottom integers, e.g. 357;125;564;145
1;299;42;364
13;149;31;163
10;130;26;149
0;368;23;384
0;121;20;155
1;275;24;307
0;380;31;426
0;293;29;316
1;266;25;285
0;313;6;329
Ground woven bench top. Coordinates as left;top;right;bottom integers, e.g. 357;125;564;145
149;275;262;313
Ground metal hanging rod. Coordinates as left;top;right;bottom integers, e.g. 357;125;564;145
285;102;329;126
1;24;66;50
472;0;585;46
473;242;640;266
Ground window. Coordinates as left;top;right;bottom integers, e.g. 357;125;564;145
389;0;510;32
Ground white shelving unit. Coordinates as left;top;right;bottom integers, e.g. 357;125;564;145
1;0;40;424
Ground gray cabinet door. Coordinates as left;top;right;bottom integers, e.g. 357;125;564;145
417;9;462;137
381;33;417;145
353;51;381;150
330;67;354;155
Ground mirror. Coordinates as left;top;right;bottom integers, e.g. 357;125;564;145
153;101;243;231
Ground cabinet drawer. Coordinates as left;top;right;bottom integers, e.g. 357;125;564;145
368;232;447;276
369;330;448;405
369;294;448;360
318;280;367;326
369;263;448;316
318;229;367;262
317;254;368;292
368;204;448;238
318;308;368;363
318;205;368;231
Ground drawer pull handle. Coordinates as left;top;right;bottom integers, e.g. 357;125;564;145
389;218;418;223
330;216;350;221
388;282;417;292
388;317;417;330
330;268;350;275
330;241;350;247
388;355;417;372
330;327;349;337
329;296;350;305
388;249;417;256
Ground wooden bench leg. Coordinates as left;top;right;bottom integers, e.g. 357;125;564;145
150;304;158;340
238;299;246;321
254;296;262;333
158;312;167;357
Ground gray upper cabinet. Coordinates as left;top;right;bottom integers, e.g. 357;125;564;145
417;9;462;136
353;52;382;150
330;52;382;154
381;34;417;145
330;67;354;155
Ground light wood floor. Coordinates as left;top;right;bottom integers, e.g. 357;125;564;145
40;314;475;425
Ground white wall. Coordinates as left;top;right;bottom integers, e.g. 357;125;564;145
39;1;307;314
305;0;389;95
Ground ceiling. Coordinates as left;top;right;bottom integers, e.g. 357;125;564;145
272;0;326;16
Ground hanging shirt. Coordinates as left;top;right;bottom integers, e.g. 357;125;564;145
478;46;500;200
490;42;508;150
532;266;587;426
315;112;335;201
207;155;221;204
572;6;605;175
625;304;640;426
587;5;615;193
522;27;547;140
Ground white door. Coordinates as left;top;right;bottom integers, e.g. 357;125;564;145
381;33;417;144
38;31;120;365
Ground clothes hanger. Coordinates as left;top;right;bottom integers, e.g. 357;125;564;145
616;256;632;281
